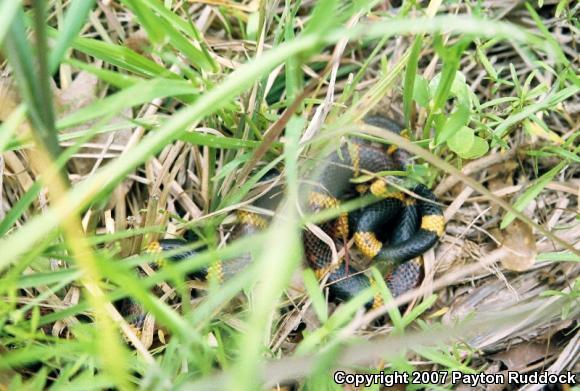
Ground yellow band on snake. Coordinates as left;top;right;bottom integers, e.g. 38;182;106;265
207;262;224;283
145;240;167;267
309;191;349;238
369;278;384;310
353;231;383;258
369;180;405;202
386;144;398;155
420;215;445;237
237;210;268;229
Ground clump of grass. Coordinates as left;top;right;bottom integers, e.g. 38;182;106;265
1;0;578;390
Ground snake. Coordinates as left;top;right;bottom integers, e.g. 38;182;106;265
127;115;445;326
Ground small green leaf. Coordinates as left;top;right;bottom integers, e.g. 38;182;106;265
429;70;472;108
536;251;580;263
461;135;489;159
413;75;430;108
449;75;471;107
447;125;488;160
447;126;474;157
436;103;470;146
407;163;430;186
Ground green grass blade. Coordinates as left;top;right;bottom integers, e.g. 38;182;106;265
370;267;403;331
58;31;178;78
0;182;42;237
403;36;423;128
65;58;143;88
401;294;438;328
121;0;209;72
0;105;26;153
134;0;218;71
3;6;61;159
493;85;579;141
0;0;21;45
57;78;199;129
49;0;96;74
500;161;565;229
303;269;328;323
422;39;467;138
524;3;568;65
121;0;165;44
30;0;60;158
178;132;279;150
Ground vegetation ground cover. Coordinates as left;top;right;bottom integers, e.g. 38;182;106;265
0;0;578;390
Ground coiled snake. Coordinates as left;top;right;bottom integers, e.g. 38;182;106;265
128;116;444;328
